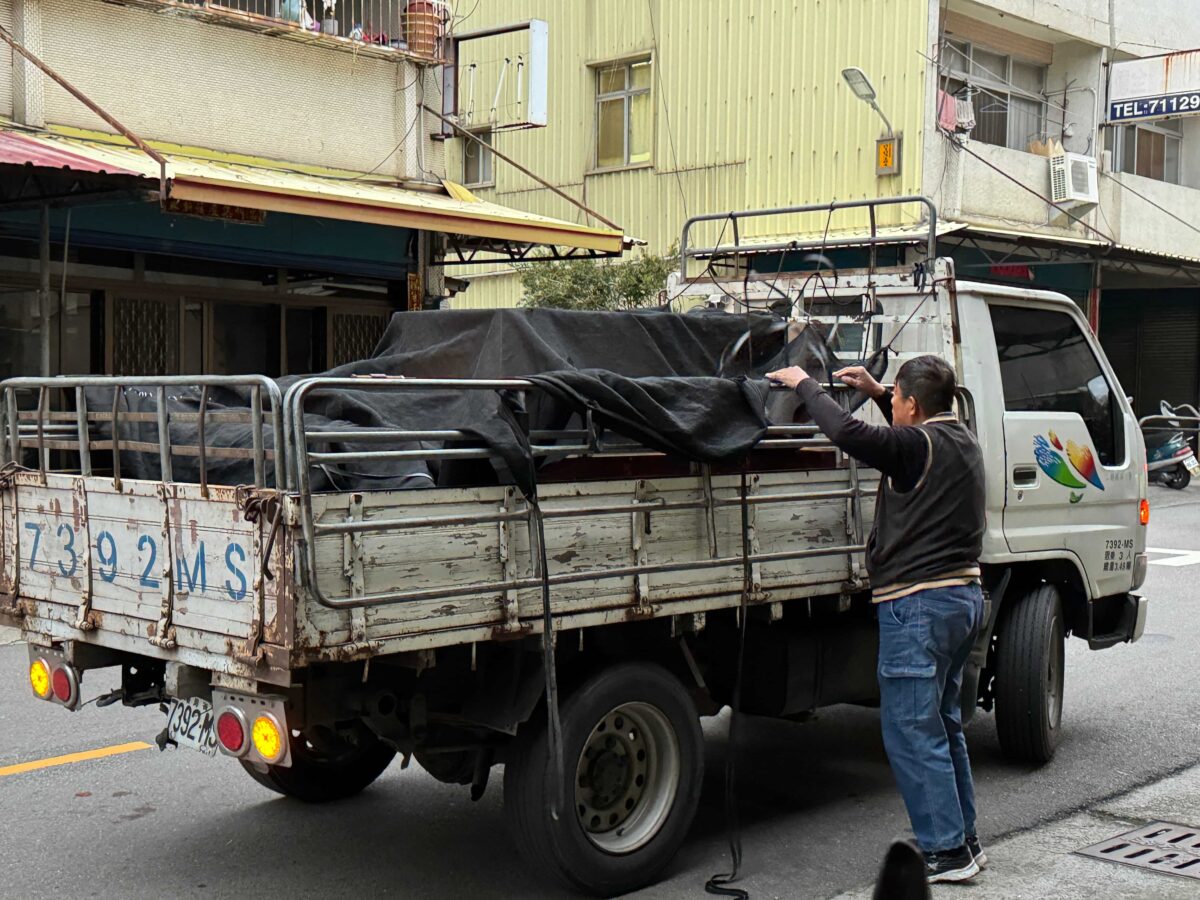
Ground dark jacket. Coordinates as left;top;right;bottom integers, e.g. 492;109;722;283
795;380;985;591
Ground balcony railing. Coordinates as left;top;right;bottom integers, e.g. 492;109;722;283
114;0;451;62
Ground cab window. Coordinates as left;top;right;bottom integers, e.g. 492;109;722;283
989;304;1124;466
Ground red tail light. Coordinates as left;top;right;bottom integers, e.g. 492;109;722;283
1140;499;1150;526
51;666;76;705
216;709;248;756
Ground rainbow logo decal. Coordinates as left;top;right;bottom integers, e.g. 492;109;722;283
1033;431;1104;492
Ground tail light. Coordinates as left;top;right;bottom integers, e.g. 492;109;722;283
51;665;79;707
29;658;52;699
1139;499;1150;526
27;649;81;709
212;690;292;767
251;714;286;764
215;708;249;757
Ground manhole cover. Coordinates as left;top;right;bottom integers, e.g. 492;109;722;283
1076;821;1200;880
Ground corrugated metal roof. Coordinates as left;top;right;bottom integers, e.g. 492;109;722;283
0;122;625;253
953;222;1200;266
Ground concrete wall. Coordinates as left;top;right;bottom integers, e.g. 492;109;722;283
931;0;1200;260
0;0;443;180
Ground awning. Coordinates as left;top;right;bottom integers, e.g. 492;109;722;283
949;222;1200;267
0;122;626;256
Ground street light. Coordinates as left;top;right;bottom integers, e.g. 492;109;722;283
841;66;894;137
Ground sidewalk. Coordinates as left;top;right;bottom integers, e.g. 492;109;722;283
835;763;1200;899
0;624;19;645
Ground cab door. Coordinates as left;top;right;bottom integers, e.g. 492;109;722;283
986;301;1143;598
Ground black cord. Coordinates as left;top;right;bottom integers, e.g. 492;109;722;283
531;497;565;821
705;468;752;900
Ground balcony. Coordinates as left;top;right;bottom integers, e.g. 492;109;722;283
107;0;450;62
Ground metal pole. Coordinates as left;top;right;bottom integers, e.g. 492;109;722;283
39;205;50;378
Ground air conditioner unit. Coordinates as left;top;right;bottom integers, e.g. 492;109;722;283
1049;152;1098;205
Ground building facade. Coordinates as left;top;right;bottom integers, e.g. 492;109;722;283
447;0;1200;413
0;0;620;380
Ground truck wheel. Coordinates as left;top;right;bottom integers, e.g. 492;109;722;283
994;584;1065;763
241;720;395;803
504;662;704;898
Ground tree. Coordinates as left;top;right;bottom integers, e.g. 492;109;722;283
517;248;677;311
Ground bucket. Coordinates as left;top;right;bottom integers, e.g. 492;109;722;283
406;0;447;57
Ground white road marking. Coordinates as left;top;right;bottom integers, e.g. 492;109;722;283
1147;547;1200;567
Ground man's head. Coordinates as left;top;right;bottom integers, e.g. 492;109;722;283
892;355;956;426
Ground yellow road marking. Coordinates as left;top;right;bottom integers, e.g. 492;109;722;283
0;741;153;777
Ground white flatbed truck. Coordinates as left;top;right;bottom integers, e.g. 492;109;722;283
3;199;1148;896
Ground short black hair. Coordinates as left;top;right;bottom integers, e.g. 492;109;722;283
895;355;956;415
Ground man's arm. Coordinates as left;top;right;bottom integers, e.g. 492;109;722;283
794;380;926;486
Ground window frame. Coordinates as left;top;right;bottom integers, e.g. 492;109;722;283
988;302;1126;467
591;57;653;172
942;39;1048;152
1109;119;1181;184
462;128;494;188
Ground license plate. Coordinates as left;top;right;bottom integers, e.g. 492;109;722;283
166;697;219;757
1185;454;1200;477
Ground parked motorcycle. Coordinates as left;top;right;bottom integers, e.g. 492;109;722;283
1143;400;1200;490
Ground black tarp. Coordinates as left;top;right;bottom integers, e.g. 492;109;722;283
91;307;884;497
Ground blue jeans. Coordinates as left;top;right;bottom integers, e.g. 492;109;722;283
877;583;985;853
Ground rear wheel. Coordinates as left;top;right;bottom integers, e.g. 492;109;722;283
504;662;704;898
241;720;395;803
1164;466;1191;490
994;584;1065;763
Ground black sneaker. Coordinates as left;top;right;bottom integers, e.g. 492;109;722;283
924;845;980;883
966;834;988;868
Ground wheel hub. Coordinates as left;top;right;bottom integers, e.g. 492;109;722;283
574;702;680;855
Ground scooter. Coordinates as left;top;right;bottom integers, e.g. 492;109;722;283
1143;400;1200;490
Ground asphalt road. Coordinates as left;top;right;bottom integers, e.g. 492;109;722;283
2;488;1198;900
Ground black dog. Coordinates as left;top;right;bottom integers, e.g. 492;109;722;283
872;840;931;900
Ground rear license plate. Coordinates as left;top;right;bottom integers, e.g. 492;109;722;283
1185;454;1200;477
166;697;218;757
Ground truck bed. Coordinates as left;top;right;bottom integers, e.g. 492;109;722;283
5;461;877;686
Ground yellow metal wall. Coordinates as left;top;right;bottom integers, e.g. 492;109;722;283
449;0;931;309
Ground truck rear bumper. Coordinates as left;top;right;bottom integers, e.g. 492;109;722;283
1087;593;1147;650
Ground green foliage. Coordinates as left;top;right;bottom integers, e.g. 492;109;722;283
517;248;677;311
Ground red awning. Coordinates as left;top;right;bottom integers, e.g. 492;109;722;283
0;130;140;176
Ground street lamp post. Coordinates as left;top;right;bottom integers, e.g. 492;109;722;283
841;66;900;176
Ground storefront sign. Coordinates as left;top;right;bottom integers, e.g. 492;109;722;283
1108;49;1200;122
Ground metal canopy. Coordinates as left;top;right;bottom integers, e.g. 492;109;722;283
0;122;626;260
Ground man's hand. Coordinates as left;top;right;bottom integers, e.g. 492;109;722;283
766;366;811;390
834;365;886;399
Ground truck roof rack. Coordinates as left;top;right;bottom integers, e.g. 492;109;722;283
679;195;939;281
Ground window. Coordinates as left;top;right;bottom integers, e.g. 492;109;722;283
942;40;1048;152
989;305;1123;466
595;59;652;169
463;129;493;186
1108;120;1181;184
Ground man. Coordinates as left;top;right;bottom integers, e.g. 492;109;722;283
766;355;987;885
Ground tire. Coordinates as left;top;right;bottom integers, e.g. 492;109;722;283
503;662;704;898
994;584;1065;763
1165;467;1191;490
241;720;395;803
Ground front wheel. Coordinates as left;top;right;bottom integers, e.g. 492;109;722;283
994;584;1065;763
241;720;396;803
504;662;704;898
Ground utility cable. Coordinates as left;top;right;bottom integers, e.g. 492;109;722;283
944;133;1116;244
1099;170;1200;239
705;468;753;900
646;0;688;222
